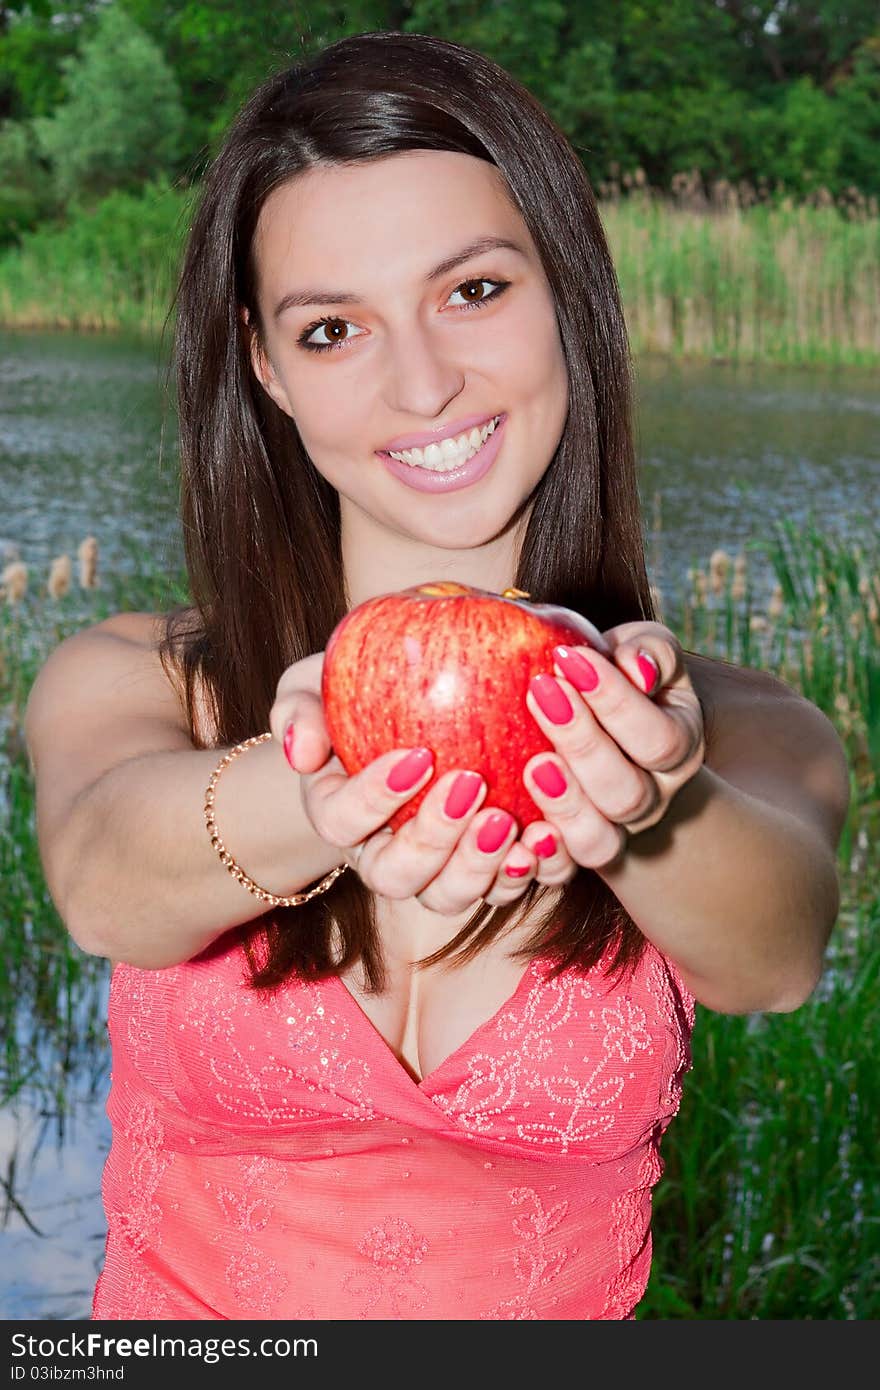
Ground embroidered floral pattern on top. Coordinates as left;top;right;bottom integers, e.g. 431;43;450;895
429;957;665;1156
481;1187;576;1320
93;937;696;1320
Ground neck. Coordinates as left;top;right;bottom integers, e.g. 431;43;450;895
340;502;532;609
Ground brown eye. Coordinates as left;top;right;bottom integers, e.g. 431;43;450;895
459;279;486;302
298;316;365;352
318;318;349;343
447;277;509;311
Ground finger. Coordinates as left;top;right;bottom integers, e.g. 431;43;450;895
526;673;660;826
355;768;488;899
302;745;435;849
520;822;578;886
269;685;334;774
411;806;519;914
522;753;627;869
549;645;700;774
479;838;537;907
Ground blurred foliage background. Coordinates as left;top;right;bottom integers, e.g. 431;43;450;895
2;0;878;246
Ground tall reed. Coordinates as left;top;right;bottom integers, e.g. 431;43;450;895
1;181;878;366
603;194;880;367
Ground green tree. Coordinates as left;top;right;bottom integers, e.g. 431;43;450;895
833;36;880;196
34;2;186;204
0;2;103;121
0;117;55;242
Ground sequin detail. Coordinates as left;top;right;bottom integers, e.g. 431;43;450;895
93;937;695;1320
481;1188;575;1320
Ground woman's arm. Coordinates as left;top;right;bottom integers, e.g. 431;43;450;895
24;614;342;969
598;656;851;1013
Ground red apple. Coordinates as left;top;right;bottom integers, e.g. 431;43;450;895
321;581;610;831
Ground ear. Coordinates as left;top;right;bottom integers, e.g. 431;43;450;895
241;306;295;418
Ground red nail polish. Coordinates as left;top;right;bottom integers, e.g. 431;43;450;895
444;771;483;819
283;722;295;768
505;864;530;878
477;812;515;853
386;747;433;792
533;834;557;858
529;673;574;724
637;651;660;694
553;645;599;692
532;762;567;797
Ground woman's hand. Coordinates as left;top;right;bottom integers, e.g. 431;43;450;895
270;652;565;913
514;621;706;875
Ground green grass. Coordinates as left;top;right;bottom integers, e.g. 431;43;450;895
603;195;880;367
1;519;877;1317
1;182;878;366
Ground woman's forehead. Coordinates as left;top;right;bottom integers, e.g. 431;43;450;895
251;152;532;292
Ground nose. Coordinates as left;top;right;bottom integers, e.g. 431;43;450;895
381;319;465;420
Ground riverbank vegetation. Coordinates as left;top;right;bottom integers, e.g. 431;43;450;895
1;175;878;367
1;1;879;364
2;515;878;1317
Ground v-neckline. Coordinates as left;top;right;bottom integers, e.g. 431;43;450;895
328;955;548;1092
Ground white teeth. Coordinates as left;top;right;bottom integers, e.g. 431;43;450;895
387;415;499;471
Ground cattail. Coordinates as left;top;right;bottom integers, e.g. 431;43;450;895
833;691;854;735
847;610;863;637
78;535;99;589
649;584;664;620
768;584;784;620
692;568;708;604
709;548;731;595
750;614;768;633
1;560;27;605
47;554;72;600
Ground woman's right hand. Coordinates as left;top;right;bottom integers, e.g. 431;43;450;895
269;652;572;912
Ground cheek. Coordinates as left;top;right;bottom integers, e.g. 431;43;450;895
285;373;363;455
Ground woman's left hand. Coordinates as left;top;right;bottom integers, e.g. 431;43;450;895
510;621;706;883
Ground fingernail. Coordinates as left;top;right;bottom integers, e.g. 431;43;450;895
532;761;567;798
553;645;599;692
444;771;483;819
637;650;660;694
387;747;433;792
283;722;295;768
529;673;574;724
477;811;515;854
505;863;530;878
533;833;557;858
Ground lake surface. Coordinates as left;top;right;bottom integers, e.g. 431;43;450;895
1;329;878;1319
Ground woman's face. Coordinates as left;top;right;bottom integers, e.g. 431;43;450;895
248;150;569;551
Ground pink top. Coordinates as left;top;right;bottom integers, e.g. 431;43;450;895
92;931;695;1321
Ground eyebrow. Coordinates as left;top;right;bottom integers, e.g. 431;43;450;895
272;235;527;319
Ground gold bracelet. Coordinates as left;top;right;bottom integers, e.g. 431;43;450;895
204;731;348;907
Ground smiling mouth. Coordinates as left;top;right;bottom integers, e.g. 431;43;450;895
382;416;502;472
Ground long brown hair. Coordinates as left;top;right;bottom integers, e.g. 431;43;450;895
160;29;668;994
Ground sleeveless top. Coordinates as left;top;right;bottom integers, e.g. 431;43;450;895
92;929;695;1321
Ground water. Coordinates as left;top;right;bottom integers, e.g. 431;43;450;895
1;329;878;1320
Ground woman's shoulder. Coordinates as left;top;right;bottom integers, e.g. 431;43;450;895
94;607;218;745
97;607;197;651
682;649;797;704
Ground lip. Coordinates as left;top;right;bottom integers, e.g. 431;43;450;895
377;411;501;454
379;413;507;494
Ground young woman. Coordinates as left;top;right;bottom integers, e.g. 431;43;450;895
25;31;849;1320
